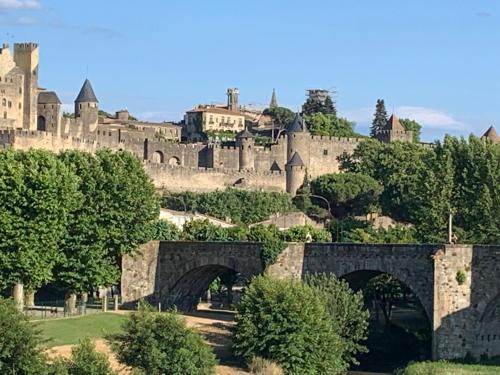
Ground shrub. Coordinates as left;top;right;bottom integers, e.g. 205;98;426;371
248;224;286;268
305;274;369;366
148;219;180;241
456;270;467;285
249;356;284;375
233;275;345;375
282;224;332;242
111;305;217;375
0;297;49;374
53;337;115;375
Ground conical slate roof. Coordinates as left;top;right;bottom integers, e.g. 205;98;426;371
236;128;254;139
286;113;307;133
269;88;278;109
482;126;500;142
75;79;98;103
385;114;405;131
286;151;305;167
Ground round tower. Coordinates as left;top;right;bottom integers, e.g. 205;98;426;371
286;113;310;166
236;128;255;171
75;78;99;133
285;151;306;196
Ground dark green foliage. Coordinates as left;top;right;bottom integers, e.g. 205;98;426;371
304;113;361;137
148;220;180;241
370;99;388;137
304;274;369;366
56;150;159;295
163;188;295;225
456;270;466;285
281;225;332;242
53;337;116;375
302;93;337;116
263;106;295;128
182;219;231;241
363;274;414;325
396;361;500;375
310;172;382;218
233;276;345;375
399;118;422;143
0;150;79;291
340;136;500;244
112;305;217;375
0;298;49;374
343;224;418;244
247;224;286;268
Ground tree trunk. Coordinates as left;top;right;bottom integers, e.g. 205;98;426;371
24;290;35;307
65;292;77;315
81;292;88;304
13;283;24;311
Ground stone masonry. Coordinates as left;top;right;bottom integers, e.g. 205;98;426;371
122;241;500;360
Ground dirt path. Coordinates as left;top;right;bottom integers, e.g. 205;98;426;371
46;311;250;375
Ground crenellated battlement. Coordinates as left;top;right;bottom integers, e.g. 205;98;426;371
14;43;38;52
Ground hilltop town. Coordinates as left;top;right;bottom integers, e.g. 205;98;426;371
1;42;498;195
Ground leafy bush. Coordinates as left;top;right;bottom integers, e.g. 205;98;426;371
112;304;217;375
53;337;116;375
163;189;295;225
0;298;49;374
342;224;418;244
148;219;180;240
281;224;332;242
233;276;345;375
304;274;369;366
456;270;467;285
182;219;230;241
249;356;284;375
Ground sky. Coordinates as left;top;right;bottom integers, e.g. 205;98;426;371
1;0;499;141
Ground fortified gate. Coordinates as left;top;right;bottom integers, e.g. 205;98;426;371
122;241;500;360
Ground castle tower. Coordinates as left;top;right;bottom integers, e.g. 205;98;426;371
481;126;500;142
236;128;255;171
75;79;99;134
375;114;412;143
269;88;278;109
13;43;39;130
227;88;239;112
285;151;306;196
286;113;310;167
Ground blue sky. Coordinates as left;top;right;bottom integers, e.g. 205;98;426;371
1;0;499;141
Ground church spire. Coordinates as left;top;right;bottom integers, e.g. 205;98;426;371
269;88;278;109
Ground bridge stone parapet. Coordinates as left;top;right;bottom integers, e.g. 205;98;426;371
122;241;500;360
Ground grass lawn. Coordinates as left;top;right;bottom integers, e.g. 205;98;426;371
36;313;127;347
398;361;500;375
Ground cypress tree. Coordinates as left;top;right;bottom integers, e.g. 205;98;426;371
370;99;388;137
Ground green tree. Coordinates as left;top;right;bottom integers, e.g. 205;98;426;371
302;92;337;116
263;106;295;129
304;274;369;366
233;276;345;375
182;219;229;241
370;99;388;137
343;225;418;244
112;305;217;375
310;172;382;218
0;298;49;374
304;113;360;137
54;337;116;375
248;224;286;268
0;150;79;298
399;118;421;143
282;225;332;242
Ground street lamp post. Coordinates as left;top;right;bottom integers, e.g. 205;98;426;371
294;193;333;221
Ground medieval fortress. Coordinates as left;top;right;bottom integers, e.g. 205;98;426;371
1;42;498;194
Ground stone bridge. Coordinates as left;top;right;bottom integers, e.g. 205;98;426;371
121;241;500;360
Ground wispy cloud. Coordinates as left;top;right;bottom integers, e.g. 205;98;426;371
83;26;122;39
15;15;35;24
475;11;492;18
396;106;464;130
342;105;465;130
0;0;41;10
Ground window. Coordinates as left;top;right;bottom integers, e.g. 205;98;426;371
18;103;21;109
8;101;11;108
323;149;328;155
19;87;21;94
2;99;5;107
3;112;6;119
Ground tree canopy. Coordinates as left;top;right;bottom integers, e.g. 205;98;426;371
304;113;361;138
399;118;422;143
